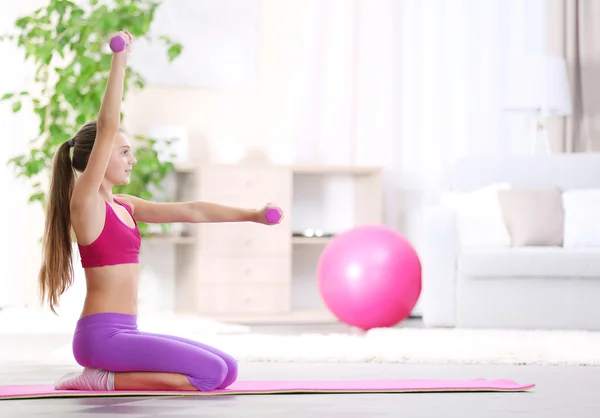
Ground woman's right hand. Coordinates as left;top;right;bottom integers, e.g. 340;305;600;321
111;31;134;65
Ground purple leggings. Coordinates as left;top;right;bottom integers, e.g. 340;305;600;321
72;313;238;391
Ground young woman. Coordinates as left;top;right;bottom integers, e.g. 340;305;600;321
43;31;283;392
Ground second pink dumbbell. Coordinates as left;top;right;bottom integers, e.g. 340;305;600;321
265;207;282;224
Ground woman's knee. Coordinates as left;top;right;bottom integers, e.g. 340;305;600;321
200;354;238;391
218;356;238;389
220;352;238;375
189;355;229;391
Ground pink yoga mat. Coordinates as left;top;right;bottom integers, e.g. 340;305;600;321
0;379;534;400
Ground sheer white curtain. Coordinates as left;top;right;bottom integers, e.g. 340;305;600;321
286;0;545;314
288;0;395;235
392;0;546;249
289;0;545;246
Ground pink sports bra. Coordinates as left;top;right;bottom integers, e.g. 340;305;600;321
78;199;141;268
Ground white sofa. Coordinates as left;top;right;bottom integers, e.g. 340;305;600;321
421;154;600;330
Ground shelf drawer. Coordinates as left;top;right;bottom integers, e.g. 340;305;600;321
195;282;291;315
196;223;291;256
196;256;291;283
197;166;292;200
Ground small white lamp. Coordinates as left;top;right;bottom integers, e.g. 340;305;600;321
505;55;572;154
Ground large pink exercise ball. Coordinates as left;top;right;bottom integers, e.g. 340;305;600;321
317;225;421;330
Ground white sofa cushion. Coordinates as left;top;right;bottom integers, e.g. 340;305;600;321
498;188;564;246
562;189;600;248
440;183;511;248
458;247;600;278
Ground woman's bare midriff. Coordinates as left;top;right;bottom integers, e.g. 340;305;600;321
80;263;140;318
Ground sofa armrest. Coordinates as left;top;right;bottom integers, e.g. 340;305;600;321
420;204;459;327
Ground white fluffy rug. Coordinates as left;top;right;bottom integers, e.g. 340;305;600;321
44;327;600;366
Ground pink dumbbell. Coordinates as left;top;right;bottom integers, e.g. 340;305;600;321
265;207;282;224
109;34;127;52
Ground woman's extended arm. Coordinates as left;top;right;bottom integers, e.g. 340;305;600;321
115;194;283;225
73;31;133;197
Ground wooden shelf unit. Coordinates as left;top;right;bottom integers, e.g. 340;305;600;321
163;163;384;323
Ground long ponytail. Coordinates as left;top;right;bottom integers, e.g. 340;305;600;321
39;140;76;314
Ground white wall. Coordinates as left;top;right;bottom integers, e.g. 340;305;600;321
1;0;547;315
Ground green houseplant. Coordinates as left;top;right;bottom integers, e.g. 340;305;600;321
0;0;183;237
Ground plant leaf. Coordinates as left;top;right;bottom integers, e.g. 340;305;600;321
167;44;182;61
